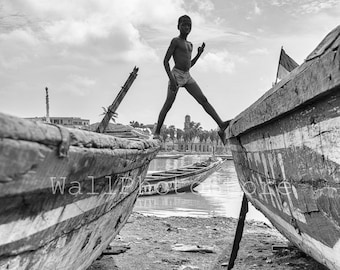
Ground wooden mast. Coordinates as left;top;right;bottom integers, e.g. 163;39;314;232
96;67;139;133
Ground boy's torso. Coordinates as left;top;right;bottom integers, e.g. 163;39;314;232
173;37;192;72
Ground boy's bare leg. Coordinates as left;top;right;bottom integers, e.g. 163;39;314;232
185;82;230;144
154;87;179;136
184;82;225;127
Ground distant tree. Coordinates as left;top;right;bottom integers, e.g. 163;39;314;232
189;121;202;140
101;107;118;123
203;131;210;142
199;130;209;142
183;121;200;142
160;126;168;142
129;120;139;127
129;121;145;128
193;122;202;136
176;128;183;141
168;125;176;141
209;129;218;142
198;132;205;142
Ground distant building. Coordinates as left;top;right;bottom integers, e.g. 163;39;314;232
26;116;90;128
177;138;229;155
184;115;191;131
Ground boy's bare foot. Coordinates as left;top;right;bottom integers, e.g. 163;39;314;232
218;120;231;145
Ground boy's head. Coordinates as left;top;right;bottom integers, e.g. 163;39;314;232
178;15;191;27
177;15;192;34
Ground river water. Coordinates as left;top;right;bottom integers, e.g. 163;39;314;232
134;155;268;223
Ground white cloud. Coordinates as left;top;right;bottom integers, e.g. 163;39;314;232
189;0;215;13
0;54;29;69
0;0;188;65
269;0;340;14
1;0;239;68
70;74;96;87
0;27;41;68
5;28;39;45
44;18;111;45
245;1;262;20
249;48;269;55
197;51;245;74
254;2;262;15
300;0;339;14
58;74;96;96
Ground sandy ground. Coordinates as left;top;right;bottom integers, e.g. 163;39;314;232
88;212;328;270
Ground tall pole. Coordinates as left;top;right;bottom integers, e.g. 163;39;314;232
96;67;139;133
45;87;50;123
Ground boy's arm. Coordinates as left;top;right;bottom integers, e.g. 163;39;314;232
163;38;178;91
191;42;205;67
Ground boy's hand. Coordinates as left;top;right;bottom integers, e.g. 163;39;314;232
198;42;205;55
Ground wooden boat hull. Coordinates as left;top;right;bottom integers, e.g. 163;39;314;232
226;26;340;270
0;113;159;270
140;158;224;196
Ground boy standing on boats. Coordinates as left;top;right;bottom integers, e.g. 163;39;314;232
154;15;230;144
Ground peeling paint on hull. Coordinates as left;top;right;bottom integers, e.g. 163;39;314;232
0;112;160;270
227;25;340;270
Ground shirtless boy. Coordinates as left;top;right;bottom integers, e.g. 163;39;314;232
154;15;230;144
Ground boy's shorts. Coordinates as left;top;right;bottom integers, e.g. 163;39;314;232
169;67;196;87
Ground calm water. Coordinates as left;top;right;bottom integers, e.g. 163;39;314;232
134;155;268;223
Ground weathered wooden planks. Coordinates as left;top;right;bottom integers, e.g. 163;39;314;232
0;137;156;196
0;112;160;270
0;113;158;194
0;112;155;150
0;187;140;270
227;25;340;270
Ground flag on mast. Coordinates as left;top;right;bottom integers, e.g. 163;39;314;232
275;47;299;83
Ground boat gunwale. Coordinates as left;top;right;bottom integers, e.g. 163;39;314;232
0;112;160;152
226;25;340;139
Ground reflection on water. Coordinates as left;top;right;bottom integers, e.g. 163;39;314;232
135;155;268;223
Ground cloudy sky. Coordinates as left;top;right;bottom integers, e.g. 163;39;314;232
1;0;339;130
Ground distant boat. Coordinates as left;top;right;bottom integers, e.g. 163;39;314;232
226;25;340;270
139;157;224;196
155;153;184;159
214;154;233;160
0;112;159;269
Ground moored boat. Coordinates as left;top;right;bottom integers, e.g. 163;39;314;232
0;112;159;270
139;157;224;196
226;26;340;270
214;154;233;160
155;153;184;159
